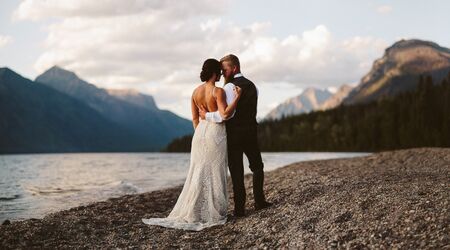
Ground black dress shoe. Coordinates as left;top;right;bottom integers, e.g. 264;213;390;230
234;209;246;217
255;201;273;210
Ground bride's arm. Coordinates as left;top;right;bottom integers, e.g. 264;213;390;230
216;86;241;120
203;84;239;123
191;93;200;129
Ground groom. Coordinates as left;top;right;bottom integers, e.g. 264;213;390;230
200;54;272;217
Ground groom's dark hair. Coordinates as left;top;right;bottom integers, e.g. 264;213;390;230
220;54;240;68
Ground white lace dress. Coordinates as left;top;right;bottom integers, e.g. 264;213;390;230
142;119;228;231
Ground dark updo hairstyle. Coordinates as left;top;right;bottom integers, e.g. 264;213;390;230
200;58;221;82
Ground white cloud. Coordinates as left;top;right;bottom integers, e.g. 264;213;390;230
0;35;13;48
241;25;387;87
13;0;225;21
14;0;388;119
200;18;222;32
376;5;393;14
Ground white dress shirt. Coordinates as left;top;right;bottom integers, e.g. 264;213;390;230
205;73;258;123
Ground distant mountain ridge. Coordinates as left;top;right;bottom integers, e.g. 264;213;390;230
265;39;450;120
320;84;353;110
106;88;158;111
343;39;450;105
35;66;192;149
265;88;332;120
0;66;192;153
0;67;150;153
265;85;353;120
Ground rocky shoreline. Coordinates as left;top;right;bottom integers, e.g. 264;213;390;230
1;147;449;249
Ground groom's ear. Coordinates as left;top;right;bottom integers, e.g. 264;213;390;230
233;65;240;74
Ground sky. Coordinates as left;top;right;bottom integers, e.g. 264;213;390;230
1;0;449;119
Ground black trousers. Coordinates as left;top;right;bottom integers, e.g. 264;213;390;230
226;126;266;211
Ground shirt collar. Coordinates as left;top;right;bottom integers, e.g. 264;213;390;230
234;73;243;78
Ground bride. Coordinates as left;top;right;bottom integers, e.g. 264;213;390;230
142;58;241;231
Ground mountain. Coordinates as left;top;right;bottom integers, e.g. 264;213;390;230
343;39;450;105
319;84;353;110
106;88;158;111
256;72;450;152
266;39;450;120
0;67;150;153
265;87;333;120
35;66;192;149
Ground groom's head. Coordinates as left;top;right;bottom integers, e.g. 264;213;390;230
220;54;240;84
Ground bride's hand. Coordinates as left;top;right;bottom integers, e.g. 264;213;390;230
233;86;242;98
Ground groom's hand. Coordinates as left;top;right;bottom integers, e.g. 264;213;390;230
198;105;207;120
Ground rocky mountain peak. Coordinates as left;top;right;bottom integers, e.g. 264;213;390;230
386;39;449;54
265;87;333;120
39;65;80;82
343;39;450;105
107;88;158;110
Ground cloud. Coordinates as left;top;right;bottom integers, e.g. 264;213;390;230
13;0;225;21
14;0;388;118
240;25;387;86
0;35;13;48
376;5;393;14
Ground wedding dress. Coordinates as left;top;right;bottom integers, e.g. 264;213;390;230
142;119;228;231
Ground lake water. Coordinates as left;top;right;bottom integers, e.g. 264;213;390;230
0;152;369;222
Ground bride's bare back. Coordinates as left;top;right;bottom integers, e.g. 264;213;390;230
193;84;219;113
191;82;241;129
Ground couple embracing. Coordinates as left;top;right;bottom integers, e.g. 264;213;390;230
143;54;273;231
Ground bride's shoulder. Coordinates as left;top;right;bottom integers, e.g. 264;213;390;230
192;83;204;93
214;86;225;93
213;86;225;97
